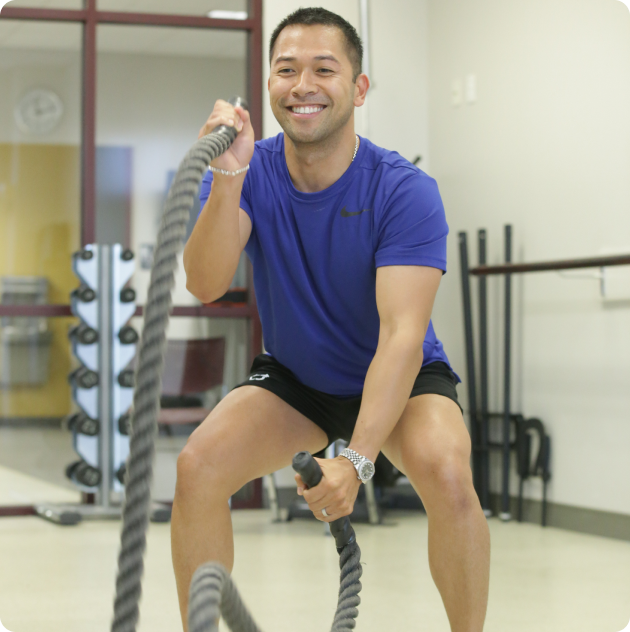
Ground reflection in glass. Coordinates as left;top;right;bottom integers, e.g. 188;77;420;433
96;0;247;17
0;20;82;506
0;20;82;306
96;23;247;306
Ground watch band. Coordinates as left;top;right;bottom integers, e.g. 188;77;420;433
339;448;374;482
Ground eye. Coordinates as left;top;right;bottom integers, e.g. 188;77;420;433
278;68;294;74
318;68;333;73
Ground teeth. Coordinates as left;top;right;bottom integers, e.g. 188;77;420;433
292;106;324;114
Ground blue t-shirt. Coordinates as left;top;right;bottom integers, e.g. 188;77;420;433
199;133;459;396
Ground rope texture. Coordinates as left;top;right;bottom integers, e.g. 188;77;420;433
189;539;362;632
111;131;232;632
109;125;364;632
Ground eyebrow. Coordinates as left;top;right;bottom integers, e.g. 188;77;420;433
273;55;341;65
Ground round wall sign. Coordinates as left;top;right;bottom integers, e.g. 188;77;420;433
14;88;64;135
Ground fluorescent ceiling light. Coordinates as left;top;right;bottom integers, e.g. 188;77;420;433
207;10;247;19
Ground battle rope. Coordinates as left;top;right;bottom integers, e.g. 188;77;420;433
110;97;363;632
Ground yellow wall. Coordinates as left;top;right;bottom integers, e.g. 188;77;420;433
0;144;80;418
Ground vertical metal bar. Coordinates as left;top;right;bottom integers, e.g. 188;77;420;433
98;246;112;509
247;0;263;140
358;0;371;137
478;229;491;515
501;225;513;520
81;0;97;245
458;232;479;497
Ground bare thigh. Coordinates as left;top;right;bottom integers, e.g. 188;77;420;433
379;393;472;506
178;385;329;496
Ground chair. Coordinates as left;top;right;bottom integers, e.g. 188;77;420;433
158;337;226;434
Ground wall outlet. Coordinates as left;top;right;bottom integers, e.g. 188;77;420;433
466;73;477;104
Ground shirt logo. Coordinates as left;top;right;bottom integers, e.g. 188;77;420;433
340;206;372;217
249;373;270;381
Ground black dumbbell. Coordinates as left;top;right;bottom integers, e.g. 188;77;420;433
118;369;135;388
73;248;93;261
69;324;98;345
69;367;99;389
73;284;96;303
121;249;134;261
120;287;136;303
118;326;138;345
69;412;100;436
74;462;101;488
65;460;81;481
118;413;131;436
116;464;127;485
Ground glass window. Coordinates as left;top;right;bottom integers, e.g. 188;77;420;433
0;315;81;506
96;0;248;18
0;20;82;305
96;23;247;305
3;0;84;9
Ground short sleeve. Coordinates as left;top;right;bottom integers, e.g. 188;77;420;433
198;168;255;228
374;171;449;273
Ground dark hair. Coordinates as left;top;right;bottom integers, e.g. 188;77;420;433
269;7;363;82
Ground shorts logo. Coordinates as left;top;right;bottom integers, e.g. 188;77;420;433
249;373;270;381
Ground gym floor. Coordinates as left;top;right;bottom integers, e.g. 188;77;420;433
0;466;629;632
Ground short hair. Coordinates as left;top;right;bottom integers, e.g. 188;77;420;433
269;7;363;82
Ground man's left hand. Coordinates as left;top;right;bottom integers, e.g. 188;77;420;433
295;456;361;523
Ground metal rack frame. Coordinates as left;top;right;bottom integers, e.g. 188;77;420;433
459;225;630;520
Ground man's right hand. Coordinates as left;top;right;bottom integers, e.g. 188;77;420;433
198;99;255;174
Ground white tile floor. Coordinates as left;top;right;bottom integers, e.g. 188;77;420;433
1;501;630;632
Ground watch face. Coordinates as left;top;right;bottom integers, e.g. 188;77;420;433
359;460;375;481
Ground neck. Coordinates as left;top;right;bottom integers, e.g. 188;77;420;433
284;124;358;193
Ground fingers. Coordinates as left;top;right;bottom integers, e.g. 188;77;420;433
199;99;246;138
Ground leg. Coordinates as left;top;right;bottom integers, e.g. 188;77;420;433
381;394;490;632
171;385;328;632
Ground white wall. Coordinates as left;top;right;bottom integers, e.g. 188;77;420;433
426;0;630;515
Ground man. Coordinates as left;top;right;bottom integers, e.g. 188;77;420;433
176;7;490;632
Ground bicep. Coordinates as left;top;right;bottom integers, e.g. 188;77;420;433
239;208;252;251
375;265;443;340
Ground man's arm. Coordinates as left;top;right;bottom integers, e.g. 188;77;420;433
297;264;443;519
347;264;443;463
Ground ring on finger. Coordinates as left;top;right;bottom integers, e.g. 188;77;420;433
321;507;329;518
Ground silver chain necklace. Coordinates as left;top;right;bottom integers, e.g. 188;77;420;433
352;134;359;162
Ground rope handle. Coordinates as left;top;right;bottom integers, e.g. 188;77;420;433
292;452;356;551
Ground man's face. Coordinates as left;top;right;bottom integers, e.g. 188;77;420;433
268;24;359;145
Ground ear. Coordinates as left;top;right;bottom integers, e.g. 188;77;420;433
353;73;370;107
267;77;270;91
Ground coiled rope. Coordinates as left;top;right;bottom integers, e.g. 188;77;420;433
110;97;363;632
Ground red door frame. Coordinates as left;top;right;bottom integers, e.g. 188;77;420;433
0;0;264;514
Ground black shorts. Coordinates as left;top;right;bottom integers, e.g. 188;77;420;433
232;354;463;448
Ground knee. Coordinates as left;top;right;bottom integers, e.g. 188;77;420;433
175;445;240;501
407;452;476;514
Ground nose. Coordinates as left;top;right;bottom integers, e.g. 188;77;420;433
291;69;317;99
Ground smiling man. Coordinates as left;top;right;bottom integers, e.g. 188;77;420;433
176;7;490;632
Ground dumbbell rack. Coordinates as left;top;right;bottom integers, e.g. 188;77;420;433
36;244;169;525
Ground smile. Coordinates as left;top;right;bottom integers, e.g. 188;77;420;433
288;105;326;117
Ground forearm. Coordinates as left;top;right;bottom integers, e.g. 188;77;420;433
348;332;425;463
183;174;245;303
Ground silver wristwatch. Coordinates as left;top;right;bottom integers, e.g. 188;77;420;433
340;448;375;484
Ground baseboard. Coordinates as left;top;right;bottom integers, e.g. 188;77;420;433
488;492;630;542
